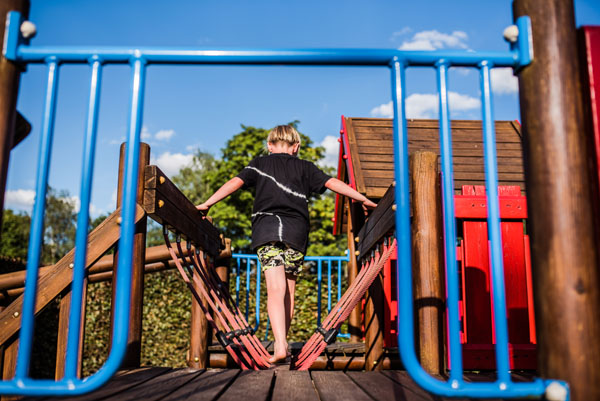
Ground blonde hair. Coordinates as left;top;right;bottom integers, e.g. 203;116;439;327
267;125;301;146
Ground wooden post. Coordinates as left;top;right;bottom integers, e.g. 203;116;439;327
410;151;444;374
346;198;362;342
55;283;87;379
513;1;600;399
364;248;384;371
0;0;29;235
188;276;209;369
110;142;150;368
1;336;18;401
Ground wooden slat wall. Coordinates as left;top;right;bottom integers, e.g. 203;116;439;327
346;117;525;199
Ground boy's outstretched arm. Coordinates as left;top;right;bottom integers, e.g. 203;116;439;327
324;177;377;214
196;177;244;213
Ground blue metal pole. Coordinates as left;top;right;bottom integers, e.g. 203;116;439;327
246;257;250;321
337;260;342;302
64;59;103;380
479;62;511;385
436;60;463;382
327;259;332;312
236;257;241;306
105;56;146;375
15;59;60;380
317;260;322;326
255;257;262;331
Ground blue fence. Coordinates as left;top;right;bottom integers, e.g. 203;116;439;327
231;253;350;341
0;8;569;399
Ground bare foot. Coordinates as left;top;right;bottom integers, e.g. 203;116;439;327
268;342;290;363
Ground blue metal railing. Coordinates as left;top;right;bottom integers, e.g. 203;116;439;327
0;8;568;399
231;253;350;341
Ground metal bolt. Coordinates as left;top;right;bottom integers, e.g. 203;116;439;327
158;199;165;208
503;25;519;43
194;357;199;362
545;382;568;401
20;21;36;39
69;263;74;269
355;250;360;256
392;204;397;211
12;311;19;318
355;237;360;243
116;216;122;224
159;176;166;184
392;181;396;187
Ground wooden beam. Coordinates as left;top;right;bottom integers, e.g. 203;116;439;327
188;277;209;369
345;198;362;342
55;281;87;380
143;165;221;257
0;205;145;347
513;1;600;400
356;185;395;258
110;142;149;369
0;0;29;238
410;151;444;374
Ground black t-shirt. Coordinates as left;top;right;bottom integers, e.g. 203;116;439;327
236;153;331;253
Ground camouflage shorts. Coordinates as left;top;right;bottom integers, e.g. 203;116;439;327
256;242;304;276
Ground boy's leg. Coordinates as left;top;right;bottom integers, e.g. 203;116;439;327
285;273;297;335
264;265;289;362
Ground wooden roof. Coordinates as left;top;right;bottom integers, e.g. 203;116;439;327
333;117;525;234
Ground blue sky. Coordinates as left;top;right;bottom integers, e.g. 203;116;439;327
5;0;600;217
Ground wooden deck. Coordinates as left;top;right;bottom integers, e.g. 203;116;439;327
20;367;535;401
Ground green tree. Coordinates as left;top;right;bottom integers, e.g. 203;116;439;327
0;209;31;262
42;187;77;264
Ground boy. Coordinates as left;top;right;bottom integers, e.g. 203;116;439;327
196;125;376;363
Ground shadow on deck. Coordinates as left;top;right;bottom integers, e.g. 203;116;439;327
20;367;535;401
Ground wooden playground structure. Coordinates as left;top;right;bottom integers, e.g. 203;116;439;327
0;0;600;400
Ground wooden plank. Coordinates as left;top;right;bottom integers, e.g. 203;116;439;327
356;185;395;257
161;369;239;401
218;370;274;401
108;368;202;401
55;279;87;380
0;205;145;346
60;367;171;401
345;118;366;194
271;371;319;401
355;129;523;143
346;371;428;401
311;371;372;401
144;165;221;257
382;371;441;401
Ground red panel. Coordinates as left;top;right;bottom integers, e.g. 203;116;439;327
582;27;600;188
456;186;536;370
454;196;527;219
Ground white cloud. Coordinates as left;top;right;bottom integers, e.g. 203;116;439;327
155;129;175;141
370;91;480;119
318;136;340;168
491;67;519;95
4;190;103;218
152;151;194;178
141;126;152;140
399;30;469;51
4;189;35;213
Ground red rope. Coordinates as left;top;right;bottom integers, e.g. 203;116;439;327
293;239;397;370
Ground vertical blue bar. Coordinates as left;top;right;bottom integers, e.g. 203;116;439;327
64;59;103;380
255;257;261;331
317;260;322;326
109;57;146;371
16;60;60;379
436;61;463;381
236;257;241;306
246;257;250;321
327;259;332;312
337;260;342;302
479;62;510;383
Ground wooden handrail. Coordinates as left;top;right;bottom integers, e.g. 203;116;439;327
355;184;395;259
0;204;146;346
143;165;222;257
